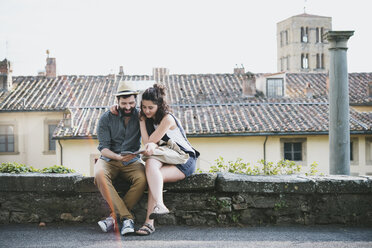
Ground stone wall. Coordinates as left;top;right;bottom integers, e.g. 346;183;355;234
0;173;371;226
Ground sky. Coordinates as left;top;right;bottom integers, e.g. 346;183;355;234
0;0;371;76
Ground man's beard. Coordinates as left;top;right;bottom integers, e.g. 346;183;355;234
119;107;135;116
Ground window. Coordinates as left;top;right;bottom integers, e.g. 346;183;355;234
267;78;284;97
280;57;283;71
286;56;290;70
366;137;372;165
48;124;57;151
284;142;302;160
316;28;319;43
301;27;308;43
316;27;324;43
280;138;307;165
316;53;324;69
44;120;59;154
280;32;283;47
301;54;309;69
0;125;14;152
350;138;359;165
285;30;288;45
280;30;288;47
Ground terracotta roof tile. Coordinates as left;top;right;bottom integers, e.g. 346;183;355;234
54;103;371;138
1;73;371;138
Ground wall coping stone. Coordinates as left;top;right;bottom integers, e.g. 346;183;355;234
0;172;371;194
216;173;372;194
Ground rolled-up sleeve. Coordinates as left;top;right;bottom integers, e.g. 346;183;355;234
97;113;111;151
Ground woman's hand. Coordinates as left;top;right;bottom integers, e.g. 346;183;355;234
144;142;157;156
110;105;119;115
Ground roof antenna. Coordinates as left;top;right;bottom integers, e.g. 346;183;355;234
304;0;307;13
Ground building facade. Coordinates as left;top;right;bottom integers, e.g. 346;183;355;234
277;13;332;73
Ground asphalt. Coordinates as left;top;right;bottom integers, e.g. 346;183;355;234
0;223;372;248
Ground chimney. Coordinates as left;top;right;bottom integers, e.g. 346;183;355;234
304;82;314;98
234;64;245;74
119;66;124;76
45;50;56;78
153;67;169;83
242;73;256;97
0;58;13;91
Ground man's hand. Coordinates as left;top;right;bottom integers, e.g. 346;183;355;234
144;142;157;156
116;153;136;162
110;105;119;115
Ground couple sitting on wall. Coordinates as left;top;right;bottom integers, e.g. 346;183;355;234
94;81;200;236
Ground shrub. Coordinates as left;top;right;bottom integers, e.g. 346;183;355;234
200;156;320;176
41;165;75;174
0;162;75;174
0;162;38;173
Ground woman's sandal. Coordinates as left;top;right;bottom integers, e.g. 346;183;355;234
136;223;155;236
149;204;170;219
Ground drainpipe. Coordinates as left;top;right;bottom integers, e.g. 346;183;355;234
58;139;63;165
263;136;268;172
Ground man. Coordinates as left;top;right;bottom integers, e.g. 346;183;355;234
94;81;146;235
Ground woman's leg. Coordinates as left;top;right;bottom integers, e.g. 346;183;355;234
145;158;165;207
160;165;186;183
137;163;185;234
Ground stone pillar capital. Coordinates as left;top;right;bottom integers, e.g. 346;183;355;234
325;31;354;50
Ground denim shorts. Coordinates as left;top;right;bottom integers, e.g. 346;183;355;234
176;155;197;177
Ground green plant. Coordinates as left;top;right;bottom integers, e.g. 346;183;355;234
41;165;75;174
305;162;318;176
205;157;307;176
0;162;38;173
0;162;75;174
231;213;240;223
274;200;288;211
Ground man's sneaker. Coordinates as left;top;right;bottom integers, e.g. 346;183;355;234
98;216;117;233
121;218;135;236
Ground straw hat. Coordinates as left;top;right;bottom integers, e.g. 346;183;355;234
114;81;139;96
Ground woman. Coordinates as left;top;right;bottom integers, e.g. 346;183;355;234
136;84;199;235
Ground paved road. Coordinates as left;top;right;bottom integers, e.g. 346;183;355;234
1;223;371;248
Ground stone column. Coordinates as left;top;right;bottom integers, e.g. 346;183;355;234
326;31;354;175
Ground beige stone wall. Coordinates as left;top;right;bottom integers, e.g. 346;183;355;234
277;15;332;72
0;112;63;169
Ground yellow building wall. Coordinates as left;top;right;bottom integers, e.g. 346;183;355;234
57;134;372;177
57;139;100;177
2;111;370;177
0;112;63;169
189;135;330;175
351;106;372;112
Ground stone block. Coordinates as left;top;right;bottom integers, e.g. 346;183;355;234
74;177;98;192
216;173;316;194
10;212;29;223
157;214;177;225
0;173;82;192
164;173;216;191
0;211;9;224
311;175;372;193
